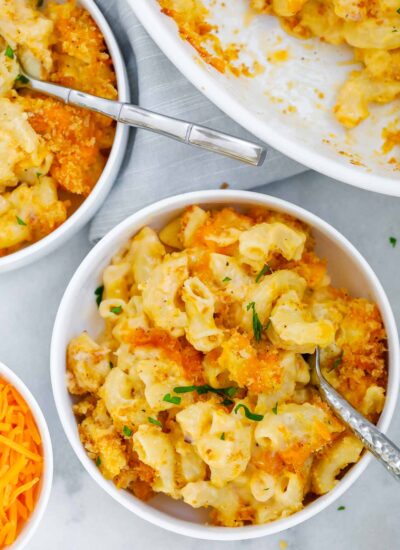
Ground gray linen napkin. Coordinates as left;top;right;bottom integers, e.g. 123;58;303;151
89;0;307;243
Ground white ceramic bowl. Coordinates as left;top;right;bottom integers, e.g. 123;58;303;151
131;0;400;196
0;361;53;550
51;190;399;540
0;0;130;273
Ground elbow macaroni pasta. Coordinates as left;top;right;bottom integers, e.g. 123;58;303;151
67;205;387;527
0;0;117;256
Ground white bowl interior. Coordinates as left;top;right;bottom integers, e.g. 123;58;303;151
0;362;53;550
0;0;130;273
131;0;400;196
51;190;399;540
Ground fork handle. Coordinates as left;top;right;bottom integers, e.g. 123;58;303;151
317;371;400;480
26;77;266;166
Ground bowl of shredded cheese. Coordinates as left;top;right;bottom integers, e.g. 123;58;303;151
0;361;53;549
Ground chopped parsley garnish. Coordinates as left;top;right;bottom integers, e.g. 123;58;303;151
222;276;232;283
397;7;400;13
247;301;263;342
123;425;133;437
148;417;162;427
16;216;27;226
234;403;264;422
109;361;114;369
389;236;397;248
94;285;104;307
15;74;29;84
337;505;346;511
220;432;225;440
163;393;181;405
5;45;14;59
272;402;278;415
220;398;234;407
173;384;237;399
37;0;44;6
110;305;123;315
265;319;272;331
255;263;272;282
328;354;343;373
95;456;101;467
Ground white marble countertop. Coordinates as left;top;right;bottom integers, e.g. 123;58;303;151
1;170;399;550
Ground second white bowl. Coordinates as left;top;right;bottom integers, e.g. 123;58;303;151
0;0;130;273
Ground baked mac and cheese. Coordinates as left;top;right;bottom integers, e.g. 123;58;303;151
67;205;387;527
0;0;117;256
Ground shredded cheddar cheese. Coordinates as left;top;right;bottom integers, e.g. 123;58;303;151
0;378;43;548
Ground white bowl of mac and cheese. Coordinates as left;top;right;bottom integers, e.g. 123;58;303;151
0;0;129;272
51;190;399;540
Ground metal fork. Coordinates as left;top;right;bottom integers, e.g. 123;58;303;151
16;68;266;167
313;346;400;481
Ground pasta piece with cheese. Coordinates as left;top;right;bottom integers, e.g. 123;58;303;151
0;98;49;190
239;222;306;271
134;346;191;411
177;402;253;487
182;277;223;352
241;270;307;331
255;402;343;452
79;400;128;479
133;424;178;496
142;252;188;336
268;291;335;353
128;227;165;287
181;481;241;526
0;0;54;77
0;177;67;252
99;364;153;428
103;263;131;301
180;205;208;247
209;252;252;300
67;332;111;395
311;435;363;494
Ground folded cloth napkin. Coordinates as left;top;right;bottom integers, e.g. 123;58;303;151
89;0;307;243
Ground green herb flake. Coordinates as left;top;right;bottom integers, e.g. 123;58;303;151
222;276;232;283
15;74;29;84
337;505;346;511
174;385;197;394
16;216;27;226
234;403;264;422
37;0;44;6
5;45;14;59
255;263;272;283
110;305;123;315
265;319;271;331
397;7;400;13
247;301;263;342
148;417;162;427
94;285;104;307
163;393;181;405
95;456;101;467
123;425;133;437
220;432;225;440
220;398;234;407
328;353;343;373
109;361;114;369
389;236;397;248
272;402;278;415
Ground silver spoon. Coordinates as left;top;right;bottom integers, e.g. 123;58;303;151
313;346;400;480
15;68;266;167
